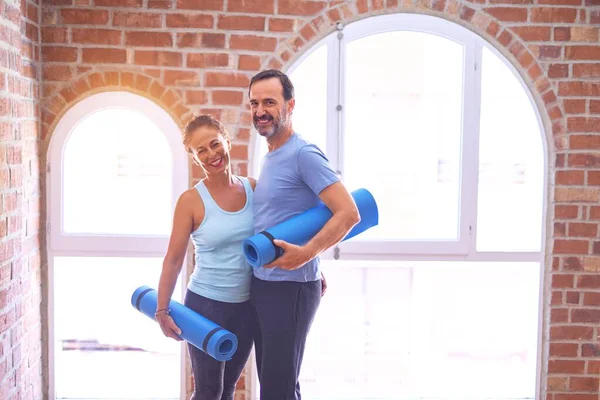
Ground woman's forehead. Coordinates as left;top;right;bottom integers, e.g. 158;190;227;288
189;127;221;147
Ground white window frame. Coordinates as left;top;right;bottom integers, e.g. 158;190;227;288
47;91;189;256
46;91;190;400
337;15;477;257
250;14;548;264
250;14;549;400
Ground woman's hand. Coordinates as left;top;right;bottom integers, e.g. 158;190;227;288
155;311;183;341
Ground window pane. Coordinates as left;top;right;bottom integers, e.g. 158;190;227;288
54;256;182;399
343;32;464;241
253;44;328;175
477;47;545;252
289;44;328;155
300;260;540;400
300;262;412;399
63;109;173;235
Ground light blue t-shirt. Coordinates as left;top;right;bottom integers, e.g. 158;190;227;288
253;133;340;282
188;176;254;302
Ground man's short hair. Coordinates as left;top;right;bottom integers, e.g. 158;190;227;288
249;69;295;101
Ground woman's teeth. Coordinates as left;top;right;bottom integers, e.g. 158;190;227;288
210;158;223;167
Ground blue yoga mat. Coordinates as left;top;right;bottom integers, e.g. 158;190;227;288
130;286;238;362
242;188;379;268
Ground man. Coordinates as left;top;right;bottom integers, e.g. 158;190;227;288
248;69;360;400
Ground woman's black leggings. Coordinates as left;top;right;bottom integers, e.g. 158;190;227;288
183;290;255;400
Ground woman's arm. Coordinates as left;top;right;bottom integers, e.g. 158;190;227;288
155;190;201;339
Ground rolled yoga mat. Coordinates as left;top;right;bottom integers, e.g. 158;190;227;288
243;188;379;268
131;286;238;362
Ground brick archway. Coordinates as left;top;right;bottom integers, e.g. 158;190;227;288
262;2;563;398
39;67;196;398
264;1;562;145
41;69;193;143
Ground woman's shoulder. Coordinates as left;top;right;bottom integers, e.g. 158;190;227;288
177;186;204;209
239;175;257;190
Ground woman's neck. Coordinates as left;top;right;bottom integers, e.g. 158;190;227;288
204;168;235;189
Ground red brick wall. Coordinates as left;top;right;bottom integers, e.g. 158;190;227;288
38;0;600;400
0;0;44;399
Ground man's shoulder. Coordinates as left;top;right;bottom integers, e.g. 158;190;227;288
281;133;311;154
266;136;306;166
293;133;321;151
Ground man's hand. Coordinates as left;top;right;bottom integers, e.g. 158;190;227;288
321;273;327;297
263;239;314;270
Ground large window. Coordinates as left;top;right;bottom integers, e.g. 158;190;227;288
47;92;189;400
251;14;546;400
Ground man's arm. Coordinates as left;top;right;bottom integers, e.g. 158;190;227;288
264;182;360;270
263;144;360;270
304;181;360;256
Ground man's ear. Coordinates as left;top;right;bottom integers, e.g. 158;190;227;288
287;98;295;115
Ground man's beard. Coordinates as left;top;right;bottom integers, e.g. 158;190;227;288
254;107;288;138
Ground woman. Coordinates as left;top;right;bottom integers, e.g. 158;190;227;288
155;114;255;400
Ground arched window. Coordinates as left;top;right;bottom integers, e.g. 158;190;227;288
251;14;546;400
47;91;189;400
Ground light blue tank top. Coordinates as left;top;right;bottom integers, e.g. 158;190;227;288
188;176;254;303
